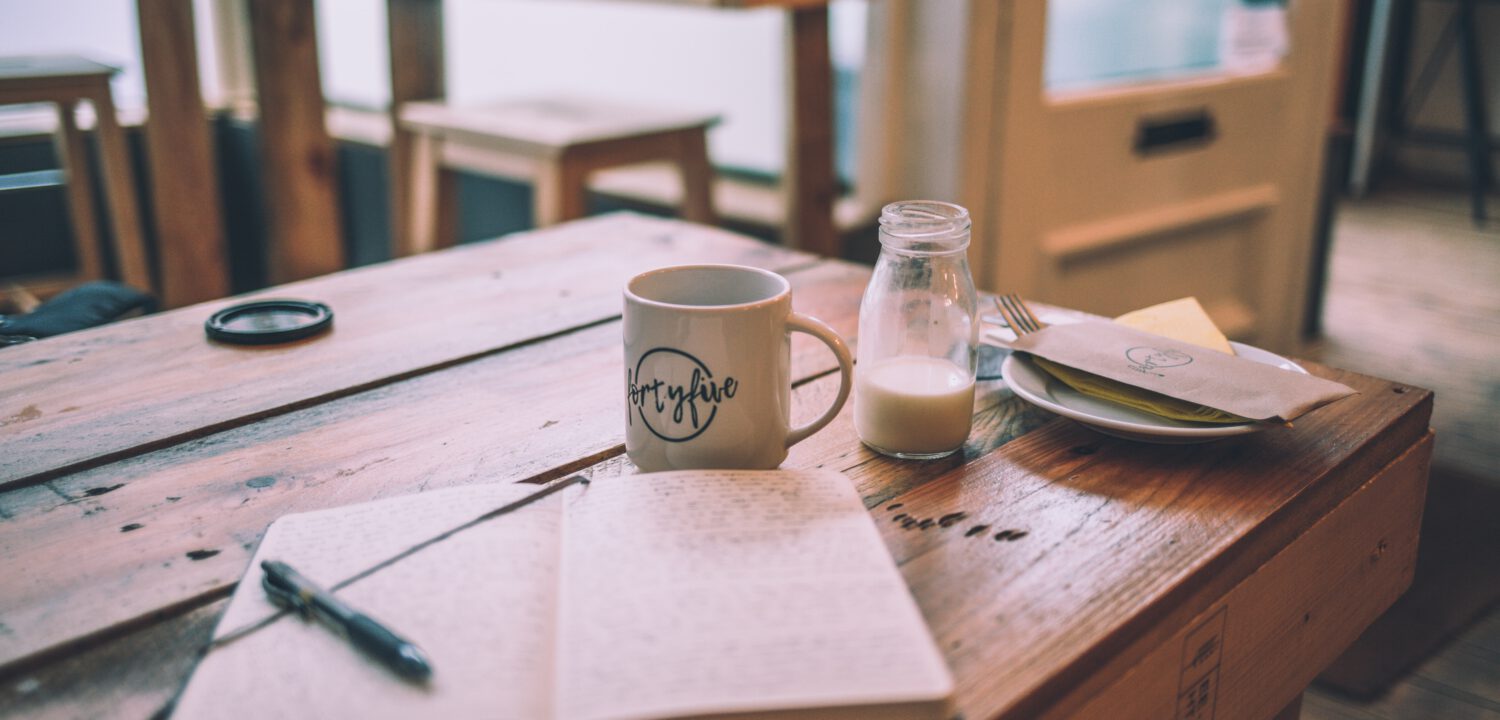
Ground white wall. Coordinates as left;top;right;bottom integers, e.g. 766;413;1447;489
0;0;223;110
446;0;784;175
887;0;968;202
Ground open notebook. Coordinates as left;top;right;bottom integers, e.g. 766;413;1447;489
171;470;954;720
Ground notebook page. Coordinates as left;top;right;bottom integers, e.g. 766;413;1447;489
554;470;953;720
173;483;563;720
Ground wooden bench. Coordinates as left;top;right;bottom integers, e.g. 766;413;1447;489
0;55;149;298
398;98;719;255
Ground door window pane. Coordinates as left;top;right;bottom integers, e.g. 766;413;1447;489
1046;0;1287;92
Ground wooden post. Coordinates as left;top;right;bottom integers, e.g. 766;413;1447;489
783;5;838;257
247;0;345;283
137;0;231;306
87;79;153;292
677;128;716;225
387;0;446;257
53;99;105;284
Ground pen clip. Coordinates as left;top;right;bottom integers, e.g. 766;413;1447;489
261;569;312;618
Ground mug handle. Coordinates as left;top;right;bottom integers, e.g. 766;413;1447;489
784;312;854;448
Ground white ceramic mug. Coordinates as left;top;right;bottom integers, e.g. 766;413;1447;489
623;264;853;472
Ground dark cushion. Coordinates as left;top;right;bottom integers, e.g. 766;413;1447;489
0;281;155;339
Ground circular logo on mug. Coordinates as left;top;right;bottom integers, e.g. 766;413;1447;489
627;347;739;442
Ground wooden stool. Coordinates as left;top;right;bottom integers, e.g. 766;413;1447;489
0;56;149;296
397;98;719;255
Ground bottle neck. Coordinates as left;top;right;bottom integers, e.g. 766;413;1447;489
878;201;971;256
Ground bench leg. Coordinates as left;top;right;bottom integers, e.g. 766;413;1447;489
405;133;459;253
433;168;459;249
402;132;432;258
90;86;151;291
534;156;589;227
678;130;716;226
54;99;104;283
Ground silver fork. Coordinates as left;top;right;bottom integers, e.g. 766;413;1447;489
993;294;1045;337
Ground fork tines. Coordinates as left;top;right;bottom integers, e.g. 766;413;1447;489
994;294;1045;336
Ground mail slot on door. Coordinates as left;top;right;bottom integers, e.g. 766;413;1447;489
1135;110;1217;155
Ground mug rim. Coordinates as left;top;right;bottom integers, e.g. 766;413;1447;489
625;264;790;312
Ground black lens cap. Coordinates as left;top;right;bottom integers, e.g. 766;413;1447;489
206;300;333;345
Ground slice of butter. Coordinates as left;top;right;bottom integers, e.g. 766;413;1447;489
1114;297;1235;356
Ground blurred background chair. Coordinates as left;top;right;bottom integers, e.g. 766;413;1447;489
398;97;719;255
0;55;150;305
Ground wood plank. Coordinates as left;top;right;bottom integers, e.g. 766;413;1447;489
1310;191;1500;483
1307;679;1500;720
1317;464;1500;696
782;4;839;257
137;0;231;307
386;0;445;258
0;600;223;720
0;214;809;488
1066;435;1431;720
3;357;1431;719
1042;185;1280;261
247;0;345;283
816;367;1429;720
0;258;862;672
1404;610;1500;708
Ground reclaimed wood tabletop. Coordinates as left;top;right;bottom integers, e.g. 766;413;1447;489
0;213;1432;720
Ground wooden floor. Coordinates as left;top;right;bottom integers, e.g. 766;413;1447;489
1301;184;1500;719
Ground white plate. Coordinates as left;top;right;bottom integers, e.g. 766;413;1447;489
999;342;1307;444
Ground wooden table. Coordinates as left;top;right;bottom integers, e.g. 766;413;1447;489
0;214;1432;719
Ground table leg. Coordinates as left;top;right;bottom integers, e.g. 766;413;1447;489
434;168;459;248
406;131;442;254
1272;691;1304;720
388;0;446;257
137;0;230;306
88;82;152;292
677;129;716;226
783;4;839;258
53;98;104;283
1455;0;1492;224
248;0;345;283
533;158;588;227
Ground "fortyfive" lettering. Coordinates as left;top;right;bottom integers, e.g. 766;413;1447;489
627;347;739;442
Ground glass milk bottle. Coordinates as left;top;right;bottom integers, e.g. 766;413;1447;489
855;201;979;459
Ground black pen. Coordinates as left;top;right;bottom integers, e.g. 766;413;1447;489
261;559;433;682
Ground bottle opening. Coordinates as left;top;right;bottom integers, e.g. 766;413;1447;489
879;201;971;253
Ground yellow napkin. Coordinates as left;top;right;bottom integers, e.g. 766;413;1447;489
1032;298;1250;424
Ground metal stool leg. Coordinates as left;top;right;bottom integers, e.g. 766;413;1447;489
1456;0;1492;225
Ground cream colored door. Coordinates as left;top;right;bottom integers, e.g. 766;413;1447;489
960;1;1344;353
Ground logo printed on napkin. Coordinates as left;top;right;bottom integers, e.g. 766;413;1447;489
1125;347;1194;375
1010;322;1357;423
